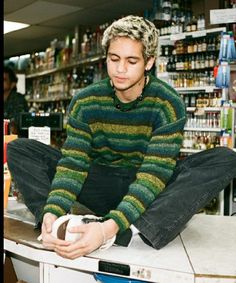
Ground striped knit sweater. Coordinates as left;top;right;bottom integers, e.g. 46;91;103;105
43;74;186;232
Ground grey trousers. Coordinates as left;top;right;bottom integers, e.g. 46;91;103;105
7;138;236;249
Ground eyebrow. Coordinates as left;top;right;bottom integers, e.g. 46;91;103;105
107;52;140;60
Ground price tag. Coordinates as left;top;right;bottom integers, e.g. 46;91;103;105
170;33;186;41
192;30;206;38
28;127;51;145
205;86;215;93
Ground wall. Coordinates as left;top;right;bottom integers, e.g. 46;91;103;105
192;0;220;28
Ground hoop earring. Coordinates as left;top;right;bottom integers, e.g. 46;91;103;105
110;80;114;88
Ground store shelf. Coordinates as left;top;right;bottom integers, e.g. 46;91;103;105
180;148;202;154
28;96;73;103
186;107;221;112
184;127;222;132
159;27;227;41
176;86;219;92
26;54;105;78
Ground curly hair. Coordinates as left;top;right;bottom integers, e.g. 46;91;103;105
101;15;159;61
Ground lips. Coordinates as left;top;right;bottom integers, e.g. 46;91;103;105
114;76;127;83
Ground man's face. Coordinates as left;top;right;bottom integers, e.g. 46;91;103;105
4;72;15;93
106;37;153;93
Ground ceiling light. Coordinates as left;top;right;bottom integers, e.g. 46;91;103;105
4;20;30;34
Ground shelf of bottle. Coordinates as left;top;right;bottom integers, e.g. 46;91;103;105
158;27;226;41
26;54;106;79
181;147;236;154
159;50;219;58
184;127;222;132
28;96;72;103
175;86;219;92
186;107;221;112
180;148;202;153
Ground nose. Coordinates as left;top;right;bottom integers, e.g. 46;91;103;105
116;60;127;73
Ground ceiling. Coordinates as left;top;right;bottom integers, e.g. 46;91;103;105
4;0;153;58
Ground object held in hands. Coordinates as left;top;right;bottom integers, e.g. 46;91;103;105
50;214;116;250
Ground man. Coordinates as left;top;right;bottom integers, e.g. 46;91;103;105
7;15;236;259
4;65;29;136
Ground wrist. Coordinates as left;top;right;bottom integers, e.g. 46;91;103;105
103;219;119;240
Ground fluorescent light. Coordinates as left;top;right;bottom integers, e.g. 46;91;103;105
4;20;29;34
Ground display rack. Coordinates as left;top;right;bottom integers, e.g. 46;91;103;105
24;54;106;147
157;26;236;215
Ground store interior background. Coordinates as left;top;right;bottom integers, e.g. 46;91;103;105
4;0;224;58
4;0;236;216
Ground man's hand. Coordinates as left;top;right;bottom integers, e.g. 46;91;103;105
54;219;119;259
41;212;70;250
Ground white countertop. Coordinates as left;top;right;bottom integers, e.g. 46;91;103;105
4;214;236;283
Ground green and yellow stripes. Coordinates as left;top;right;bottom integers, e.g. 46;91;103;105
151;131;183;143
43;204;67;218
106;172;166;231
61;148;89;160
143;156;176;167
70;96;113;117
105;210;130;232
55;166;88;182
48;188;76;201
123;195;145;214
90;122;152;136
66;124;91;140
136;172;165;193
43;75;186;229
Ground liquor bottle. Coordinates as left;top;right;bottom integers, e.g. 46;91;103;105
166;57;172;72
202;37;207;52
184;94;190;107
196;92;204;108
193;40;198;53
185;11;192;32
190;93;196;107
200;54;205;69
191;15;197;32
171;55;176;71
183;56;188;70
197;14;205;31
191;55;196;70
197;39;202;52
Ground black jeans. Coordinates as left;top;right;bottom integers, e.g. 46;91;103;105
7;138;236;249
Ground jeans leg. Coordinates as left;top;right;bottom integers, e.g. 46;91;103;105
7;138;62;224
134;147;236;249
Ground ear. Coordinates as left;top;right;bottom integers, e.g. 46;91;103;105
145;57;155;71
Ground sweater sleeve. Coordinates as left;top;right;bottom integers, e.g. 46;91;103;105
104;86;186;232
42;93;92;218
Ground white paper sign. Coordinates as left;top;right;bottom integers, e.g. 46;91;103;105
170;33;186;41
28;127;51;145
210;8;236;24
16;74;26;94
192;30;206;38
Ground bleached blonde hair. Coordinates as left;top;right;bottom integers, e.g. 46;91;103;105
101;15;159;61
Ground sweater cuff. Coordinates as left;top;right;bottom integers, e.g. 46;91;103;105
42;204;66;220
104;210;130;233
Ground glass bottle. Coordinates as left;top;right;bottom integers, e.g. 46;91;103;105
191;16;197;32
202;37;207;52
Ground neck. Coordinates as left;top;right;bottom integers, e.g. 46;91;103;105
114;75;148;103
